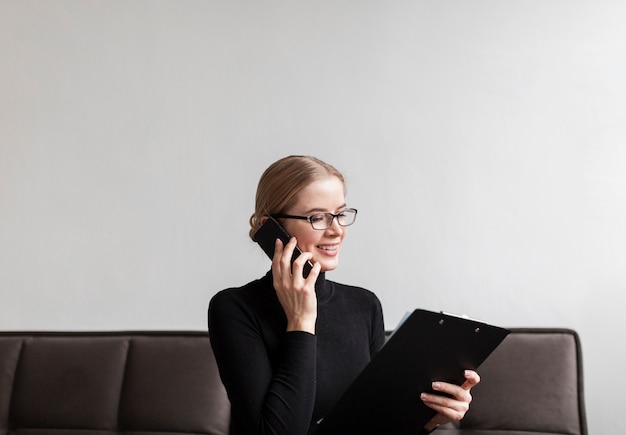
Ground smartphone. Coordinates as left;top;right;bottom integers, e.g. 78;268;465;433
253;216;313;278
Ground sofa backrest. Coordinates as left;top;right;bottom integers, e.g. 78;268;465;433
0;331;230;435
0;329;586;435
438;328;587;435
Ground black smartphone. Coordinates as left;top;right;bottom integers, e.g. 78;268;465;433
253;216;313;278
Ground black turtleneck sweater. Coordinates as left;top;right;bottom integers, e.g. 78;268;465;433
208;271;385;435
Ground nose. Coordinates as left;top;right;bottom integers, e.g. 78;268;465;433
326;215;344;235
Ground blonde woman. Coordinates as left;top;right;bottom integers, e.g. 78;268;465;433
209;155;479;435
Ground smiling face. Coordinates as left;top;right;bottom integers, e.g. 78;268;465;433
280;176;347;272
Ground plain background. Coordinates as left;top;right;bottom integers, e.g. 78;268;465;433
1;1;625;433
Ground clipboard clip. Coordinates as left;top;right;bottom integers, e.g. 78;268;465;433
440;311;486;333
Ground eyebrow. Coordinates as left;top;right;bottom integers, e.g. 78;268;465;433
303;204;347;214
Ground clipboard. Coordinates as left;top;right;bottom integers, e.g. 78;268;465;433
314;309;510;435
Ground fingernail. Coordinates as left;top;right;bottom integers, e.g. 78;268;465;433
432;382;441;390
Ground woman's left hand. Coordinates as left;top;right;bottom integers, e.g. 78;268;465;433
420;370;480;431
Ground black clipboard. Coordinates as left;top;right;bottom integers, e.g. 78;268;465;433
314;309;510;435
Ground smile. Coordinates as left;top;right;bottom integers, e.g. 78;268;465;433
318;244;339;252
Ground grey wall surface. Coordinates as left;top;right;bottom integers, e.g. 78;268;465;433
1;1;624;433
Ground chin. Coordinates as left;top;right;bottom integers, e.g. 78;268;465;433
319;260;339;273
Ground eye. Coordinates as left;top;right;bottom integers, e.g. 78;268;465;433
309;214;326;223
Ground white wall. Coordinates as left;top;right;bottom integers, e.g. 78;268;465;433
1;1;624;433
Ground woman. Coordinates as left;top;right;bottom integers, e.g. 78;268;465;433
208;155;479;435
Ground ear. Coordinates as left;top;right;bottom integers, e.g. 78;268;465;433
260;215;269;225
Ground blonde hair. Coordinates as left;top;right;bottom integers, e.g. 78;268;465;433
249;155;346;240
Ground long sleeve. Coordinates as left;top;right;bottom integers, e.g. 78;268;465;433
209;289;317;435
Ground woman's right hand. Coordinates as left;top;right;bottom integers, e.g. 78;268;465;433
272;237;321;334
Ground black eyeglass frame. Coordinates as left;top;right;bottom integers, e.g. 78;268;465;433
272;208;358;230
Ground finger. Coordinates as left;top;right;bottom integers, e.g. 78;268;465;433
421;388;470;421
278;237;298;272
292;251;314;279
272;238;295;289
273;237;284;256
304;260;322;283
272;238;285;270
429;381;472;403
421;398;468;422
460;370;480;390
422;389;469;409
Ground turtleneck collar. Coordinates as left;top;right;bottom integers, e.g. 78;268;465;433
315;272;333;303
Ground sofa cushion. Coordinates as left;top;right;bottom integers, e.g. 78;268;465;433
0;332;230;435
11;336;128;430
118;335;230;434
438;328;586;435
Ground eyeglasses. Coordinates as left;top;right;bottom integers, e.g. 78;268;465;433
272;208;358;230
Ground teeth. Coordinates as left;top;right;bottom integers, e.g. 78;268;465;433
319;245;337;251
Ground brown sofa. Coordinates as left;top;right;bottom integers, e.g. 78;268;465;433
0;329;586;435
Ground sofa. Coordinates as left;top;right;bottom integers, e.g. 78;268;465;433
0;328;586;435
